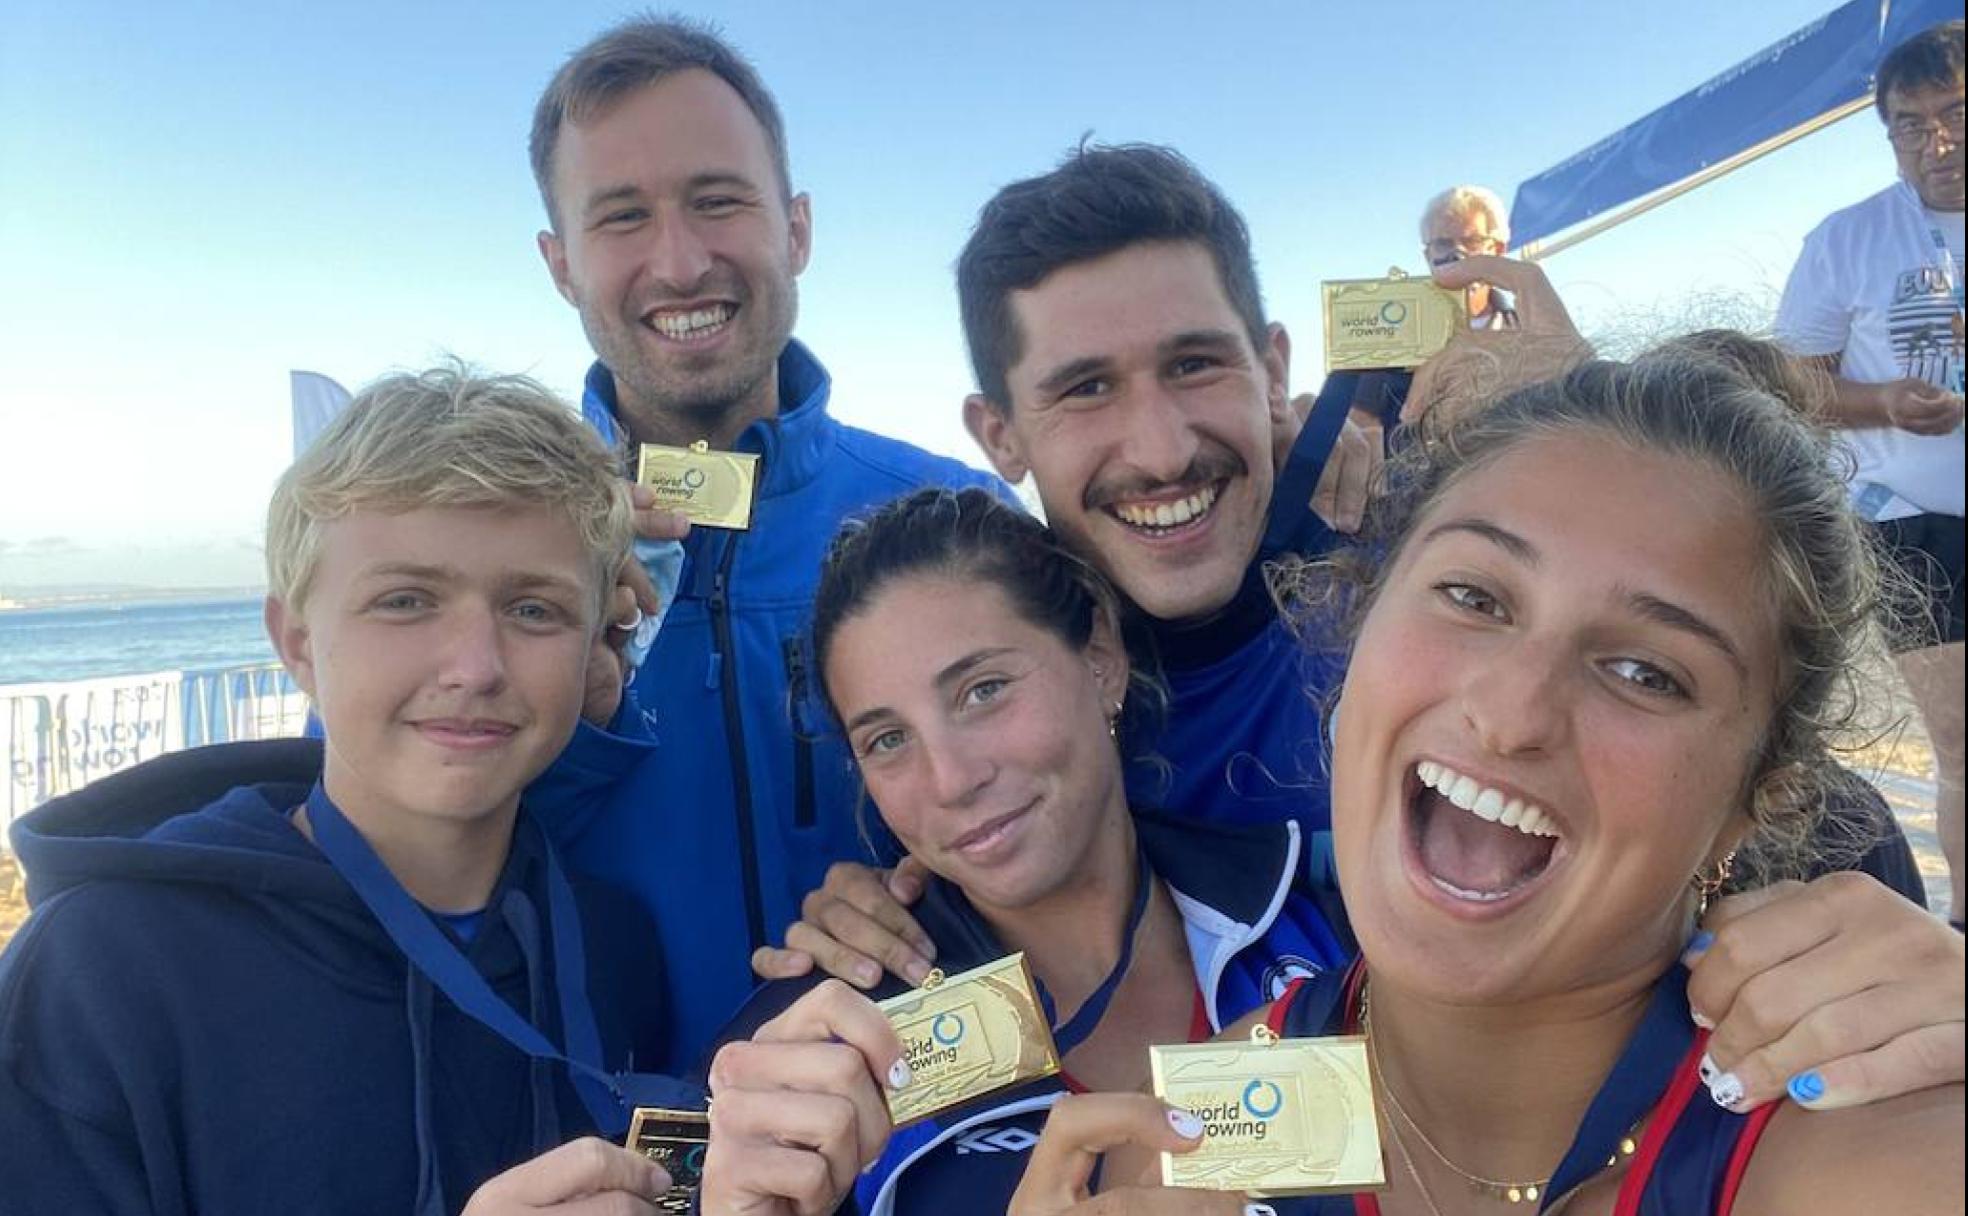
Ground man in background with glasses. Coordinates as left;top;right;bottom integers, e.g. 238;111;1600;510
1778;20;1966;929
1419;184;1520;330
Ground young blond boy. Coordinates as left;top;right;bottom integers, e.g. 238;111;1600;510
0;366;678;1214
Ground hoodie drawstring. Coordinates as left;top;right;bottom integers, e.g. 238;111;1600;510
500;888;562;1155
406;965;444;1216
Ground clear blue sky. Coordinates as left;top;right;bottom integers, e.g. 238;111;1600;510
0;0;1902;589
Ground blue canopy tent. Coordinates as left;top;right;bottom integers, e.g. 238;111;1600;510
1512;0;1959;259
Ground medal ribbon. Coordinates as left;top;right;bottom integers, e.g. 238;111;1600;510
304;782;680;1135
1036;845;1154;1055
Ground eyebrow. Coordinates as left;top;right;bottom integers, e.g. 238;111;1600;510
1419;517;1541;566
840;647;1017;735
1419;516;1747;676
358;564;586;596
1623;590;1748;679
360;561;457;582
580;183;644;219
1031;328;1245;399
581;171;765;220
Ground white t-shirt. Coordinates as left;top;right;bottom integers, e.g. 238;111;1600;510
1775;181;1965;519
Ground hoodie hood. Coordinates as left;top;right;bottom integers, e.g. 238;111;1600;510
14;740;428;994
3;739;635;1216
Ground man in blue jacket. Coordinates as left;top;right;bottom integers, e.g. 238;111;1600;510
524;16;1006;1067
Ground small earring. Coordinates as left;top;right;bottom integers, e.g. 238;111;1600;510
1108;699;1124;740
1691;851;1737;919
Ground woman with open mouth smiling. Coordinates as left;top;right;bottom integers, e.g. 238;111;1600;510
697;336;1962;1216
1011;333;1963;1215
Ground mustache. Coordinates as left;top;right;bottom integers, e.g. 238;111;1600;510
1082;443;1245;512
634;269;747;313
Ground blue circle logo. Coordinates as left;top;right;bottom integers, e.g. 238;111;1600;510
932;1012;965;1046
1243;1079;1284;1120
683;1144;706;1172
1380;301;1409;325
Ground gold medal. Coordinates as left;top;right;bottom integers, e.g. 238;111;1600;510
1150;1024;1387;1197
1321;271;1467;372
635;440;761;530
876;953;1061;1127
624;1107;709;1213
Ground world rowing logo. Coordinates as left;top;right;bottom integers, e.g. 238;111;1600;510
1380;301;1409;325
681;467;707;490
1242;1078;1284;1121
932;1011;965;1046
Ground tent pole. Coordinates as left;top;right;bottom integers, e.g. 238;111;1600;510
1518;94;1876;262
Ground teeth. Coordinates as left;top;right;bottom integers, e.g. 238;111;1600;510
650;304;734;339
1113;485;1218;530
1416;762;1559;840
1447;775;1480;810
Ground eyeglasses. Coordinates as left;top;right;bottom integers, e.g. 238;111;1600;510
1423;236;1503;265
1887;104;1965;151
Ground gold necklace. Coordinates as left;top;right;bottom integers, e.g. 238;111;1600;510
1382;1095;1450;1216
1361;981;1641;1207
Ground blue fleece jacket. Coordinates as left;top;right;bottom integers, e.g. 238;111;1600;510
529;339;1009;1068
0;740;676;1216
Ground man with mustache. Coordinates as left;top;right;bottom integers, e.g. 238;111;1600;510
526;15;1005;1067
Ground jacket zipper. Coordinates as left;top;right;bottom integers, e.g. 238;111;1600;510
709;534;767;954
783;636;818;830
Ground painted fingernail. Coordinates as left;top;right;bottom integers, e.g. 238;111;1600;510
1707;1071;1746;1110
1690;1008;1715;1030
1682;930;1715;962
1167;1107;1206;1139
1699;1052;1719;1083
887;1058;913;1090
1245;1206;1279;1216
1787;1070;1826;1105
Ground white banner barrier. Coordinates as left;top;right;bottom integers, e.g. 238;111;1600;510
1;664;306;846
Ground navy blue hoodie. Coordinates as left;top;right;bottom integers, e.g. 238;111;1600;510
0;740;676;1216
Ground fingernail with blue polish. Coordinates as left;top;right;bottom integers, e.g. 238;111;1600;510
1168;1107;1206;1139
1246;1206;1279;1216
1699;1052;1719;1083
1787;1071;1826;1105
887;1058;913;1090
1707;1071;1746;1110
1683;930;1715;960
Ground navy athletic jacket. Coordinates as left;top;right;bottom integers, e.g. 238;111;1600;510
530;339;1008;1069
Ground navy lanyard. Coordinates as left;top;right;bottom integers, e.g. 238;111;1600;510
304;783;660;1135
1036;846;1155;1055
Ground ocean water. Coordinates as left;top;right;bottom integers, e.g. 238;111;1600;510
0;596;275;687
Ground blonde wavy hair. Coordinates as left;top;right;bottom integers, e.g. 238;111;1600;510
265;361;633;619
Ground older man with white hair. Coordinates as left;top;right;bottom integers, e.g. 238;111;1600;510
1420;184;1519;329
